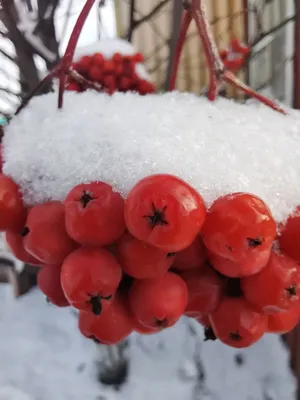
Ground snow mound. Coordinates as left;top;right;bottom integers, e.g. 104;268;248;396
0;284;296;400
74;38;150;80
3;90;300;222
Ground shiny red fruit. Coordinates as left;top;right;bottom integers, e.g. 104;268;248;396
181;267;223;318
209;297;267;348
65;181;125;246
125;174;207;253
132;316;158;334
134;52;144;63
129;272;188;329
267;304;300;334
93;52;105;66
66;82;82;92
241;252;300;314
116;232;175;279
78;294;133;344
103;60;115;74
0;174;26;232
278;207;300;262
38;264;69;307
207;248;271;278
202;192;276;263
138;80;156;95
23;201;76;264
61;247;122;314
77;55;93;73
173;235;207;271
89;66;103;82
119;76;131;90
112;53;123;64
5;231;40;265
196;315;210;327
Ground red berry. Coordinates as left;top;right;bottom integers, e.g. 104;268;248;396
78;310;95;339
112;53;123;64
77;55;93;73
196;315;210;327
202;193;276;263
125;174;207;253
103;75;116;92
88;66;103;82
118;76;131;90
61;247;122;314
138;80;156;95
132;315;158;334
0;174;26;232
181;267;223;318
134;52;144;63
129;272;188;329
93;52;105;66
38;264;69;307
116;232;175;279
278;207;300;262
241;252;300;314
78;294;133;344
23;201;76;264
65;181;125;246
5;231;40;265
209;297;267;348
173;235;207;271
103;60;115;74
267;304;300;334
114;63;125;76
207;248;271;278
66;82;82;92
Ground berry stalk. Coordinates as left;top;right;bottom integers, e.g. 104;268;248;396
170;0;287;115
58;0;97;109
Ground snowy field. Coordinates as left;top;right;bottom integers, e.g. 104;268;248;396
0;283;296;400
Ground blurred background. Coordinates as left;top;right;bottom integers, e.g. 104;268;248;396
0;1;299;400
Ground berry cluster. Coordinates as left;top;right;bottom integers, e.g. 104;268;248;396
66;52;156;95
2;171;300;348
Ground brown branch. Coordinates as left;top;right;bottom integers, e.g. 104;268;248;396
124;0;170;38
127;0;135;42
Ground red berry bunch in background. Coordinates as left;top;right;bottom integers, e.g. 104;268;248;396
1;169;300;348
66;51;156;96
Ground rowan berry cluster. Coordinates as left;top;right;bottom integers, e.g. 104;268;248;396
1;171;300;348
66;51;156;95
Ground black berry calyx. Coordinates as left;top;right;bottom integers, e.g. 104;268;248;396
227;278;243;298
80;191;93;208
285;284;297;297
21;226;30;237
154;317;169;328
144;203;168;229
229;331;242;341
204;326;217;341
89;295;102;316
167;252;176;258
247;237;263;247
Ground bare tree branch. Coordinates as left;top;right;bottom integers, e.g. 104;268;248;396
0;48;16;64
127;0;135;42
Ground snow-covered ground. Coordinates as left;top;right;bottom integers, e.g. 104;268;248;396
0;283;296;400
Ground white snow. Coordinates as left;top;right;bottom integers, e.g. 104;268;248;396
3;90;300;223
73;38;150;80
0;283;296;400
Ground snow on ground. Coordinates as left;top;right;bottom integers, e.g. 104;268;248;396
4;90;300;223
73;38;150;80
0;283;296;400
